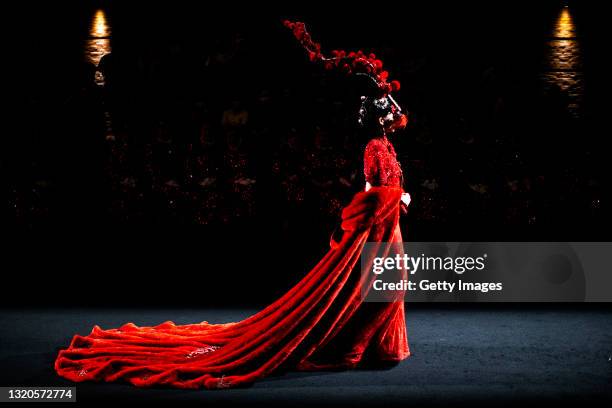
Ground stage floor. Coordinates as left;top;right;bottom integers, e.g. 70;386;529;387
0;307;611;406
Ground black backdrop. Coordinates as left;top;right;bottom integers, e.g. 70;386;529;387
5;1;608;307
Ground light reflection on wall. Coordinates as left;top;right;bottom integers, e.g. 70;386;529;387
85;10;111;85
543;6;583;116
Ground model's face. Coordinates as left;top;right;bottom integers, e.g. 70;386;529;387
379;112;408;134
381;111;395;125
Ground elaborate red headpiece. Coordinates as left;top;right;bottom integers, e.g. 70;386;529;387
284;20;407;132
283;20;401;96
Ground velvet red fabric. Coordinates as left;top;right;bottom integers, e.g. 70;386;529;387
55;186;410;389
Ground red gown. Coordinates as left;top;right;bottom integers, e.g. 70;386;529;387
55;135;410;389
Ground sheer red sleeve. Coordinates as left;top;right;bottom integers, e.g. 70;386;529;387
364;138;388;186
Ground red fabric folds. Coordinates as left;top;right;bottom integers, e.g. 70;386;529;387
55;186;410;389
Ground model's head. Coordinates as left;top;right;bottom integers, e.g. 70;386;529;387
358;95;408;136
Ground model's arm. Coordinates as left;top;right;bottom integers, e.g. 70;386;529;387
364;140;386;189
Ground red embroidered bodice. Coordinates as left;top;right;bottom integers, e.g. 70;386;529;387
364;136;403;187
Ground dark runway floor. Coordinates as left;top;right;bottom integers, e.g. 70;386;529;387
0;306;611;407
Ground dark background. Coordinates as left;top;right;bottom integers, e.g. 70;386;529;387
4;1;608;307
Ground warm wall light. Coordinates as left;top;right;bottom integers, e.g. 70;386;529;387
542;6;583;116
554;8;576;39
86;9;111;67
92;10;110;39
85;9;112;85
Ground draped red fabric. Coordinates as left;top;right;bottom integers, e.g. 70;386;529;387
54;186;410;389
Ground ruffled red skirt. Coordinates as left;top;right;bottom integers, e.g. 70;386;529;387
55;186;410;389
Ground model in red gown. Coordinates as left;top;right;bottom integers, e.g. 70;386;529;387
55;20;411;390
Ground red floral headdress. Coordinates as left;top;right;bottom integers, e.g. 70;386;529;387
283;20;401;97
